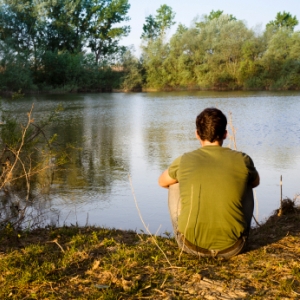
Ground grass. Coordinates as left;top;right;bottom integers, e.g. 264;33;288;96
0;199;299;299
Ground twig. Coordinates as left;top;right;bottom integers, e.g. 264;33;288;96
128;174;172;267
160;275;168;289
85;212;89;227
0;104;34;191
47;239;65;253
228;112;237;150
252;215;261;227
292;289;300;296
154;288;166;295
280;175;283;209
165;288;185;294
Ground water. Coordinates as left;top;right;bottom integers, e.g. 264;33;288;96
1;91;300;233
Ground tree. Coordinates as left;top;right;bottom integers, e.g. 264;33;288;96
155;4;176;37
196;10;236;27
238;37;266;88
266;11;299;31
44;0;86;53
141;4;175;40
0;0;45;55
141;15;160;40
140;5;176;89
0;0;131;90
84;0;131;64
260;28;300;89
207;10;224;21
121;49;143;91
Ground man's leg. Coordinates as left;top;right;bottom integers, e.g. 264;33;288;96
168;183;181;234
168;183;209;256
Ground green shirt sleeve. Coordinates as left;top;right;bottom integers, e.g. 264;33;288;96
168;156;182;180
243;153;258;183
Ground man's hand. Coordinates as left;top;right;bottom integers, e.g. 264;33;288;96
158;169;178;188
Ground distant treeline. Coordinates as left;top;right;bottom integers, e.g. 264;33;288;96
0;1;299;93
0;0;130;93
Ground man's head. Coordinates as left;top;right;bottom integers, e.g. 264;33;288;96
196;108;227;143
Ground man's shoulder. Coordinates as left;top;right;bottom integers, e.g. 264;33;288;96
220;147;252;159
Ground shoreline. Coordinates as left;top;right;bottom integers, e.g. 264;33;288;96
2;86;300;98
0;199;299;299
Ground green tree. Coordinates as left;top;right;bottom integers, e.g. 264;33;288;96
141;15;160;40
196;10;236;27
266;11;299;31
193;15;252;89
84;0;131;64
121;49;143;91
141;4;175;40
155;4;176;37
141;4;176;89
238;37;266;88
44;0;86;53
0;0;131;91
260;28;300;89
207;10;224;20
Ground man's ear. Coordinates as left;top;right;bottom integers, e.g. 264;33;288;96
195;130;201;140
223;130;228;140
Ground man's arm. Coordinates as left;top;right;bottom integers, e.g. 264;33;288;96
158;169;178;188
251;173;260;188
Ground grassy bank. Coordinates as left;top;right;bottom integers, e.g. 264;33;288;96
0;199;299;299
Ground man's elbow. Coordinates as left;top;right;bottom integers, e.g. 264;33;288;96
158;176;170;188
158;169;178;188
158;177;164;187
158;180;169;188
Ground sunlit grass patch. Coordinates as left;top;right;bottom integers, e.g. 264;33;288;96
0;200;299;299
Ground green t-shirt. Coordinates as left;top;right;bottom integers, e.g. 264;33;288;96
168;145;258;251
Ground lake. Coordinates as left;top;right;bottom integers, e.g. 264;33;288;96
1;91;300;234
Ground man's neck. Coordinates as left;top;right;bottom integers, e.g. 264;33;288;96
200;140;223;147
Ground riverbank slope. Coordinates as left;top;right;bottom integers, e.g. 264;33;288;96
0;198;299;299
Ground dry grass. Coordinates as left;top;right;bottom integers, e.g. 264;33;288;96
0;199;299;299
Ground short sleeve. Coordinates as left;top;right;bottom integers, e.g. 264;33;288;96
168;156;182;180
243;154;258;183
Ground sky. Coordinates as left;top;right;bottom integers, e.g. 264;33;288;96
121;0;300;54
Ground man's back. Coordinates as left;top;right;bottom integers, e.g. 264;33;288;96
169;145;257;250
159;107;259;257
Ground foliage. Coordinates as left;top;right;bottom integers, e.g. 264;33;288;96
121;50;143;91
196;9;237;27
85;0;130;64
141;15;161;40
0;105;67;231
138;7;300;91
266;11;299;31
141;4;176;40
140;5;176;89
37;51;83;88
0;49;34;92
0;200;299;298
0;0;130;91
1;3;300;92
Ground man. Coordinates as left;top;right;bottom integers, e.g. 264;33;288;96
158;107;259;259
